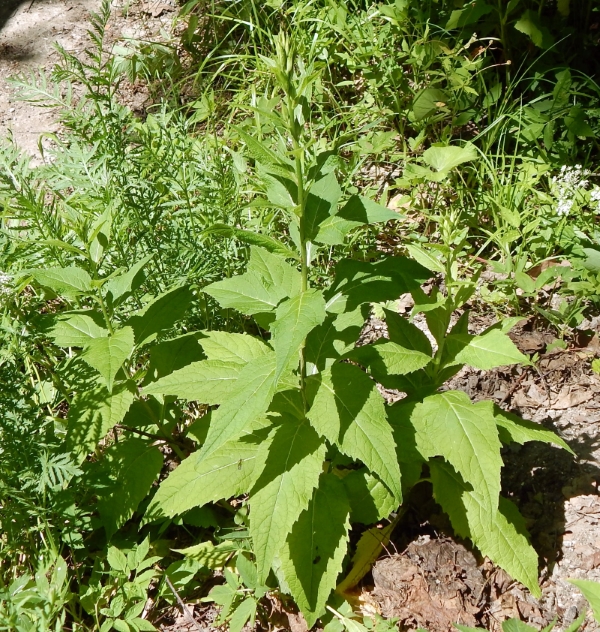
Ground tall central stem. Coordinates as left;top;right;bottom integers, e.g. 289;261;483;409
292;120;309;413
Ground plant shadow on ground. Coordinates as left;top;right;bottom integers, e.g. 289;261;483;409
0;1;31;33
372;412;600;630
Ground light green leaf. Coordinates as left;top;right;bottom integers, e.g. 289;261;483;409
146;426;269;520
342;469;397;524
81;326;134;392
430;460;540;597
280;474;350;628
105;254;153;305
405;244;446;273
449;329;530;369
307;363;401;502
199;331;270;365
422;143;478;173
411;391;502;511
229;597;257;632
199;352;276;460
250;418;326;583
49;313;107;347
502;620;537;632
127;286;193;346
234;126;294;175
314;196;399;246
67;385;134;461
348;340;432;376
481;402;573;453
144;359;242;404
568;579;600;622
97;438;163;538
204;247;301;315
270;289;326;383
175;540;239;569
30;266;92;298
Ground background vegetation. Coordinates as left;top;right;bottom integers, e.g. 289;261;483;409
0;0;600;629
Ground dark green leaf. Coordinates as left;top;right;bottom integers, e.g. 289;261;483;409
127;286;193;346
97;438;163;538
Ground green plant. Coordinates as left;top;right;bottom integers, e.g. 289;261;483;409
0;552;78;632
137;35;572;626
201;552;269;632
79;538;160;631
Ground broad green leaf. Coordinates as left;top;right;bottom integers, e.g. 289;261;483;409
565;106;595;138
448;329;530;369
446;0;493;29
337;521;396;594
314;196;399;246
49;314;107;347
105;254;153;305
568;579;600;622
270;289;326;383
250;418;326;583
305;307;367;372
81;326;134;392
405;244;445;273
348;340;432;376
234;126;294;175
514;10;554;48
127;286;193;346
502;620;537;632
174;540;238;569
29;266;93;298
411;391;502;511
413;87;450;121
199;352;277;460
305;172;342;242
202;223;298;259
325;257;430;314
97;438;163;538
144;359;242;404
204;247;301;315
482;402;573;453
307;363;401;502
262;173;297;209
280;474;350;628
385;308;432;356
199;331;270;365
67;385;134;461
430;460;540;597
342;469;397;524
146;427;269;520
229;597;257;632
143;333;204;384
422;143;478;173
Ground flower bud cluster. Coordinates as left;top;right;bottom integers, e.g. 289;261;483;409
0;272;13;301
551;164;590;216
